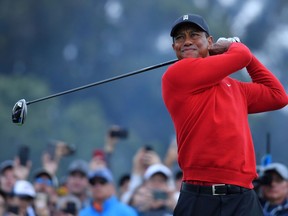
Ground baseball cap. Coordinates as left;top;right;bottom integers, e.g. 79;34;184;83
92;149;106;161
68;159;89;177
33;168;53;181
88;168;114;184
144;163;172;180
13;180;36;198
170;14;210;37
264;163;288;180
0;160;14;174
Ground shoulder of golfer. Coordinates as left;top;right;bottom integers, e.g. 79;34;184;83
241;54;288;113
162;42;252;92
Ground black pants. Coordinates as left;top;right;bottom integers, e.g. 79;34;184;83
174;184;264;216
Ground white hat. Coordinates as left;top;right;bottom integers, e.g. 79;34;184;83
264;163;288;180
13;180;36;198
144;163;172;180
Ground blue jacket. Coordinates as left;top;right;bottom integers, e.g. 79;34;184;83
261;199;288;216
79;196;138;216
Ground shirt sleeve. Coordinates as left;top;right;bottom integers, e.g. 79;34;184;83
240;55;288;113
163;42;252;93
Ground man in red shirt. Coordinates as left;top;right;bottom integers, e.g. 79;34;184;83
162;14;288;216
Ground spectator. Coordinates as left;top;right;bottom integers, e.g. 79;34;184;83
259;163;288;216
9;180;36;216
55;194;82;216
33;168;58;215
129;163;176;216
66;159;90;208
120;146;161;204
79;167;137;216
90;149;107;171
118;174;131;199
0;160;16;196
0;189;7;215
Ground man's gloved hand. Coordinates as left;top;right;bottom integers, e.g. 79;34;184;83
208;37;241;56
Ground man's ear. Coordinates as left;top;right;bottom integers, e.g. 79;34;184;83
207;36;214;49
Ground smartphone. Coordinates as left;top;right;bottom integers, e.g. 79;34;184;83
7;205;19;214
109;128;128;139
18;145;30;166
46;142;56;160
64;201;77;214
153;190;168;200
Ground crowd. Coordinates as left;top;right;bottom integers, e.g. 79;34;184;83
0;126;287;216
0;126;181;216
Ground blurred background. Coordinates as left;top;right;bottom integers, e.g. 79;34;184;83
0;0;287;180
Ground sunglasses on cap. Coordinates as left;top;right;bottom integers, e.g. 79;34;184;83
90;177;108;186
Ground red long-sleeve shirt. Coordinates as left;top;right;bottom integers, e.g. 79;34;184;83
162;43;288;189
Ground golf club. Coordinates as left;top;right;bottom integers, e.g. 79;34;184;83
12;59;178;125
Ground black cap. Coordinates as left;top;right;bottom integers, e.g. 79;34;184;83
68;159;89;177
170;14;210;37
33;168;53;181
0;160;14;175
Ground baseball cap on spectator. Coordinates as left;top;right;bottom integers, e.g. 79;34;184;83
92;149;106;161
88;168;114;185
170;14;210;37
68;159;89;177
33;168;56;187
33;168;53;180
144;163;172;181
264;162;288;180
0;160;14;174
13;180;36;199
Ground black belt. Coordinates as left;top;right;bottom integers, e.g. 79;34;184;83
181;182;250;196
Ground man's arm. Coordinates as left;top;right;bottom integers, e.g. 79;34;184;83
164;42;252;93
241;55;287;113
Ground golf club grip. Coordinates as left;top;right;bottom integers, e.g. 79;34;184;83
26;59;178;105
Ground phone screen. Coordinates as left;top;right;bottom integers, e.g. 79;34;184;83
18;145;30;166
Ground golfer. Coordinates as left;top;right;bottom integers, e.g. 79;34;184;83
162;14;288;216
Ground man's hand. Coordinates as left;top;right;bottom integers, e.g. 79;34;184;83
209;37;240;56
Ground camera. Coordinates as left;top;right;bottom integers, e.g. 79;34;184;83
109;127;128;139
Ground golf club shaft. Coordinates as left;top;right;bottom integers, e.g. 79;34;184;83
26;59;178;105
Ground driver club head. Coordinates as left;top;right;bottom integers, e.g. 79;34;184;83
12;99;27;125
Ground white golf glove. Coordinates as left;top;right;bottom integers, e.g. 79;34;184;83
217;37;241;43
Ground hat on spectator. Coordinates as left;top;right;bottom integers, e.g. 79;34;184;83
0;160;14;174
170;14;210;37
88;168;114;184
264;162;288;180
68;159;89;177
13;180;36;199
144;163;172;180
33;168;53;181
92;149;106;161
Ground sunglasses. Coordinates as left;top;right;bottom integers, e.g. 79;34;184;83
35;177;53;186
90;177;108;186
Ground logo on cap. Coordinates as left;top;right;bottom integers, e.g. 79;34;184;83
183;15;189;21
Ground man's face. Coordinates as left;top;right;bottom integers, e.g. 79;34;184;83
66;172;88;196
0;168;17;193
261;172;288;204
90;177;114;202
172;23;213;60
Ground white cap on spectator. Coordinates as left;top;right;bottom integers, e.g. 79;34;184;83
13;180;36;198
144;163;172;180
264;163;288;180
